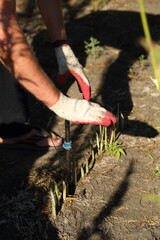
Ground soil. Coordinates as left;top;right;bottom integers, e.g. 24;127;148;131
0;0;160;239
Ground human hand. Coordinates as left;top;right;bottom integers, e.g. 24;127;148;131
50;92;116;126
54;40;91;100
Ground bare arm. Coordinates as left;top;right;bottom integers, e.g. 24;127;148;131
0;0;60;108
37;0;67;42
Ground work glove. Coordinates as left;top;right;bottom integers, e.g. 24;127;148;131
53;40;91;100
50;92;116;126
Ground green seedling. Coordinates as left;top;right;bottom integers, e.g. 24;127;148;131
109;127;116;145
94;125;126;160
105;141;126;160
80;166;85;178
151;166;160;175
92;149;95;161
85;159;89;174
91;0;110;11
95;125;106;151
128;67;135;75
80;159;89;180
138;54;145;70
53;181;60;206
84;37;103;59
138;0;160;91
62;181;67;202
80;155;90;178
50;189;57;219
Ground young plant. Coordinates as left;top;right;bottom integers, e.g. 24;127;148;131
50;189;57;219
138;54;145;70
85;159;89;174
84;37;103;59
80;166;85;178
128;67;135;76
151;166;160;175
95;125;126;160
62;181;67;202
105;140;126;160
53;181;61;206
91;0;110;11
79;158;90;181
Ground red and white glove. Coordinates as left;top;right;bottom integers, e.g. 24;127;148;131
50;92;116;126
53;40;91;100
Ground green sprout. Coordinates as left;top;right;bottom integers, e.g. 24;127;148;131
84;37;103;59
53;181;60;206
94;125;126;160
85;159;89;174
128;67;135;75
79;158;90;181
91;0;110;11
105;140;126;160
151;166;160;175
62;181;67;202
138;54;145;70
80;166;85;178
50;189;57;219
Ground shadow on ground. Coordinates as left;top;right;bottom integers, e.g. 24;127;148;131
77;160;135;240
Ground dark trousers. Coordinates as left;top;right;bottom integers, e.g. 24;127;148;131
0;63;33;138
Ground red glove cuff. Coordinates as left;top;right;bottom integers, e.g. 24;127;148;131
53;40;69;48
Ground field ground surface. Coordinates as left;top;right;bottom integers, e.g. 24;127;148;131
0;0;160;239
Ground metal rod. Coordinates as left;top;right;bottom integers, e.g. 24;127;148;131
65;120;70;142
65;119;73;192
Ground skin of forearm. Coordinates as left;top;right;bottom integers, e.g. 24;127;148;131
37;0;67;41
0;0;60;108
